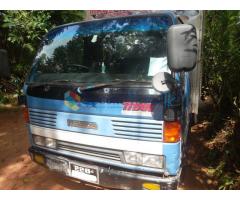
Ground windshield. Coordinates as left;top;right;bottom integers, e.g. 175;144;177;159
28;15;173;84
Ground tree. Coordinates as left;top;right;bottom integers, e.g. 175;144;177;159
48;10;85;26
202;11;240;189
0;10;85;96
203;11;240;118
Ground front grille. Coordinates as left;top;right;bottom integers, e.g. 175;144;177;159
29;108;57;128
57;141;123;163
112;118;163;141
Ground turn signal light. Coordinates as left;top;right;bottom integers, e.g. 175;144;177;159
163;121;181;143
143;183;161;190
23;106;29;123
33;154;45;165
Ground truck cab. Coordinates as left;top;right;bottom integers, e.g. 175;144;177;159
22;10;203;190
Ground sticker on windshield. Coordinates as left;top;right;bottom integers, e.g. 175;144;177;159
91;35;98;43
64;91;81;111
148;57;170;76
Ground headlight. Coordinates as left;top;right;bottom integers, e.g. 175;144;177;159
33;135;57;149
124;151;164;169
124;151;143;165
45;138;57;149
33;135;45;146
142;154;163;168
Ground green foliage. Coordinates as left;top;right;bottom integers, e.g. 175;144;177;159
0;10;85;97
0;91;9;104
214;159;240;189
203;11;240;117
48;10;85;26
3;11;50;46
202;13;240;188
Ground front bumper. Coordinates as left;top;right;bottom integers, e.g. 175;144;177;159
29;146;180;190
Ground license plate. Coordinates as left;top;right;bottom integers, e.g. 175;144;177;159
70;163;99;184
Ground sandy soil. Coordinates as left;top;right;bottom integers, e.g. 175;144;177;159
0;105;216;190
0;107;100;189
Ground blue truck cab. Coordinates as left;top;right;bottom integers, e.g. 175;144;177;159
22;11;203;189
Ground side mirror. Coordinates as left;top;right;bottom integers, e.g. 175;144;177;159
152;72;177;93
0;49;10;77
167;24;197;72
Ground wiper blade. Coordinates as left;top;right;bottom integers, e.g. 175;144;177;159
27;80;151;90
78;80;151;92
27;80;81;87
51;79;78;84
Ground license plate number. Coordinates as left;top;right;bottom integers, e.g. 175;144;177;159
70;163;99;184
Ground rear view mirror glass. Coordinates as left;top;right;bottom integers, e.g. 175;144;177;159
167;24;197;72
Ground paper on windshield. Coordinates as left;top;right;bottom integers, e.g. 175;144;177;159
148;57;170;76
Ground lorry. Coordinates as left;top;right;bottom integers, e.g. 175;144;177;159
0;10;203;189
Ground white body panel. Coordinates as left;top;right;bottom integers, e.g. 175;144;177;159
30;125;163;155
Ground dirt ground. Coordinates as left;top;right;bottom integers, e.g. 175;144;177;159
0;104;217;190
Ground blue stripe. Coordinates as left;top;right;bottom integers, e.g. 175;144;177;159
28;96;123;116
27;96;164;141
27;96;156;119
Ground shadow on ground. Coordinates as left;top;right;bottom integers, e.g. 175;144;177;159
0;107;98;189
180;97;219;189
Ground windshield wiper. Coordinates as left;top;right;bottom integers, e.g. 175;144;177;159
51;79;80;84
27;79;151;90
27;80;82;87
78;80;151;92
